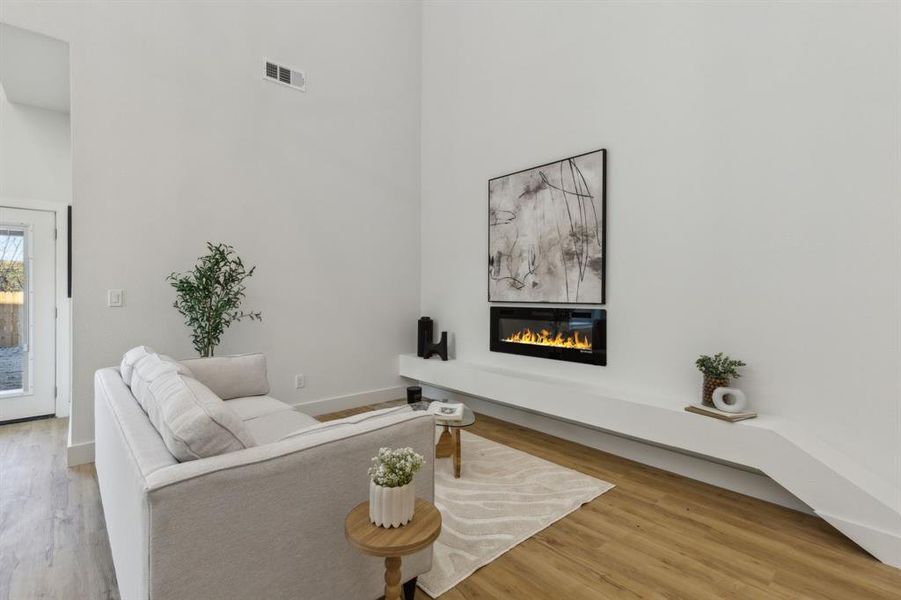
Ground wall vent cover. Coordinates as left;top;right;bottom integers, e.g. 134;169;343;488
264;60;305;92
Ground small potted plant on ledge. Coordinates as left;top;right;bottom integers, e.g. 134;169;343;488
368;447;424;528
695;352;746;407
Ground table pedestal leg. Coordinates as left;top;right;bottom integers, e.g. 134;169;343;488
436;425;453;458
385;556;402;600
452;428;461;478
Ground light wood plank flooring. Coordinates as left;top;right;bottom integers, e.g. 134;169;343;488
0;418;118;600
325;402;901;600
2;409;900;599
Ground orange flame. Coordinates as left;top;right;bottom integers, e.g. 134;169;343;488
502;328;591;349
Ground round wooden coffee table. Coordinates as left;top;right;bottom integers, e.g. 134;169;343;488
345;498;442;600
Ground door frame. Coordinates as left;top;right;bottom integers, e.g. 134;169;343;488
0;197;71;419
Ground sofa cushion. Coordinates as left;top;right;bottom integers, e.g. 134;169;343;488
143;372;255;461
131;353;180;412
124;350;192;404
158;354;194;379
120;346;155;387
244;410;319;445
177;354;269;400
226;395;294;421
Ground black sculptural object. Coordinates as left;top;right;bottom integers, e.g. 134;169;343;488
418;316;448;361
423;331;448;361
417;317;433;357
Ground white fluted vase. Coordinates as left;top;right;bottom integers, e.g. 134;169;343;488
369;480;415;528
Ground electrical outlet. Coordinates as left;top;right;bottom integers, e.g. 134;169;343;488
107;289;124;307
295;374;305;389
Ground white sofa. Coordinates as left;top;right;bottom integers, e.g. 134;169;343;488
94;352;434;600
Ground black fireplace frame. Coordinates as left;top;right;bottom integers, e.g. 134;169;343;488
490;306;606;366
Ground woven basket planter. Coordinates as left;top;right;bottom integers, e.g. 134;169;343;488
702;376;730;407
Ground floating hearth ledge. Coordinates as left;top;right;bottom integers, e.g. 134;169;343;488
398;353;901;568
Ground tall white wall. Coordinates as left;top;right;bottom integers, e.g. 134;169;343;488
0;1;423;447
420;1;901;491
0;83;71;203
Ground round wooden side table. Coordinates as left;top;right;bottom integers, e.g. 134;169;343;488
345;498;442;600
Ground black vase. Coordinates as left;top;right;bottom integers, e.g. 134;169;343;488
417;317;433;357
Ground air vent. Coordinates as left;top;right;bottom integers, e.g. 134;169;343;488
264;59;306;92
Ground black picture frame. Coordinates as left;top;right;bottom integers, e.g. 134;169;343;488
488;148;607;305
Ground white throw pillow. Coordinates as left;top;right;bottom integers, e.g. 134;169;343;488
120;345;155;387
158;354;194;379
177;353;270;400
143;371;255;462
130;353;179;412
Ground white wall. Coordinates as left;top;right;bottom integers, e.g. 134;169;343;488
421;1;901;490
0;83;71;203
0;1;423;447
4;0;898;492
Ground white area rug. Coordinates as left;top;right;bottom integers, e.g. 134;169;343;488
418;431;614;597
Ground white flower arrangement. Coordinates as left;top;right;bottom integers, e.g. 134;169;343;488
368;447;424;488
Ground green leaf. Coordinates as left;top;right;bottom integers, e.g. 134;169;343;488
167;242;262;356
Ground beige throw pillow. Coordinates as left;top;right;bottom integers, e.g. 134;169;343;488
120;345;155;386
130;353;179;412
143;372;255;462
158;354;194;379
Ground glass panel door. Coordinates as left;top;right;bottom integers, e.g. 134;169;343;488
0;207;55;422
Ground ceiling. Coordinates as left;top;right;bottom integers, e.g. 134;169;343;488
0;23;69;113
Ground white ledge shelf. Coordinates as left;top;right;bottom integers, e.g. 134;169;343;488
400;354;776;467
399;353;901;568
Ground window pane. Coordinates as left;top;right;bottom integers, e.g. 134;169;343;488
0;228;25;392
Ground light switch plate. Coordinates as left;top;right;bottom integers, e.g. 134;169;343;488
108;289;124;307
295;374;305;389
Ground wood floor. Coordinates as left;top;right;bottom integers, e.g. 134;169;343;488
326;402;901;600
0;417;117;600
2;410;900;600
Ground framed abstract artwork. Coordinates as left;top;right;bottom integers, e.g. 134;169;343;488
488;148;606;304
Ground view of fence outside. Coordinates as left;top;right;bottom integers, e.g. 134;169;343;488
0;291;23;347
0;230;25;392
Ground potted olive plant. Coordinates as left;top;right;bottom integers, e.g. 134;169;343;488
167;242;262;357
368;447;424;528
695;352;746;407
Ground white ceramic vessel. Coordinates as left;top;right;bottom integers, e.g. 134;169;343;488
369;480;415;528
712;386;748;413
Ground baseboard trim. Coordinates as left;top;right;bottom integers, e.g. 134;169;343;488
0;413;54;426
423;385;813;514
67;440;95;467
292;385;407;417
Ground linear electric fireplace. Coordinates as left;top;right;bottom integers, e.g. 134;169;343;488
490;306;606;366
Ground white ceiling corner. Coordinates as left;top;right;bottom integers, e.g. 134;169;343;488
0;23;70;113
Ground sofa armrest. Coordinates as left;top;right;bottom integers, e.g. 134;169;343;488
143;410;435;600
277;405;412;442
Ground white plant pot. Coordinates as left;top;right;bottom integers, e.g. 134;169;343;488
369;480;415;528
